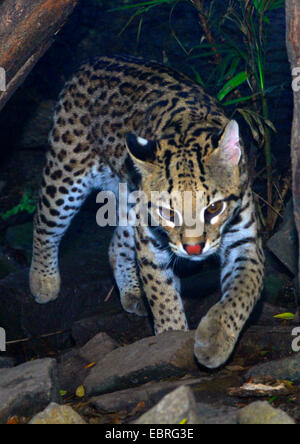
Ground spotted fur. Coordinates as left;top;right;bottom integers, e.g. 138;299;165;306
30;56;264;368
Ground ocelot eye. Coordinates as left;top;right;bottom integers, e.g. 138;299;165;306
206;201;223;215
157;206;181;227
205;201;225;223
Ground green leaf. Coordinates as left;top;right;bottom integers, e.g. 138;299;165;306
191;67;205;87
59;390;67;397
252;0;260;11
217;71;248;102
1;191;36;220
273;313;295;320
223;94;257;106
218;54;238;84
268;0;285;11
226;56;241;79
108;0;175;12
76;385;85;398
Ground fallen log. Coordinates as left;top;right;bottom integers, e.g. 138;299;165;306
0;0;79;112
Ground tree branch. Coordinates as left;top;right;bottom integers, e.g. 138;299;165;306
190;0;222;64
0;0;79;112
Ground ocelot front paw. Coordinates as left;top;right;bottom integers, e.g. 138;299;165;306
29;268;61;304
194;305;237;369
120;289;148;317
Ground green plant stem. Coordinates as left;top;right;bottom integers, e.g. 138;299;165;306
190;0;222;64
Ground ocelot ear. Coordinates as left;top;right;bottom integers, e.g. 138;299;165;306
125;133;158;170
218;120;241;166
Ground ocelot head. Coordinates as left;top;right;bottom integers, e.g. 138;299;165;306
126;120;244;261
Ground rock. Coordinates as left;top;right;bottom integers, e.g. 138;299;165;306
263;270;291;306
90;385;153;413
253;303;295;326
71;316;103;347
29;402;87;424
57;332;118;394
267;200;298;276
134;385;199;424
71;309;153;347
0;357;14;368
78;332;119;363
245;353;300;381
90;377;205;413
0;358;59;424
237;401;295;424
84;331;197;396
195;403;238;424
236;325;296;358
57;350;90;395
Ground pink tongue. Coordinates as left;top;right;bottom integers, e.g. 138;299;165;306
185;244;202;256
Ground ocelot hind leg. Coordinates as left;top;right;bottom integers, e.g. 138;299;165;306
109;225;147;316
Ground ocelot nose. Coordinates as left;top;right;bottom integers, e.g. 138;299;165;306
183;242;205;256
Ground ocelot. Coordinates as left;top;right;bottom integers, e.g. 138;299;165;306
30;55;264;368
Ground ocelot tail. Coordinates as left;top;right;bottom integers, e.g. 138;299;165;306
30;55;264;368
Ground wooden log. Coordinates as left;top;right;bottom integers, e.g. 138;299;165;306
0;0;79;112
286;0;300;314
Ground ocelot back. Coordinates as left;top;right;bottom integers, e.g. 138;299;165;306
30;55;264;368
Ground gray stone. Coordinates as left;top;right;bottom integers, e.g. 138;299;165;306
84;331;197;397
246;353;300;381
0;357;14;368
195;403;238;424
90;378;205;413
71;317;103;347
0;358;59;424
78;332;119;363
57;332;118;394
134;385;199;424
29;402;87;424
237;401;295;424
236;325;297;356
267;200;298;276
57;350;90;395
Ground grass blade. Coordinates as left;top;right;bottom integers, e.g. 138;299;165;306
217;71;249;101
108;0;176;13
